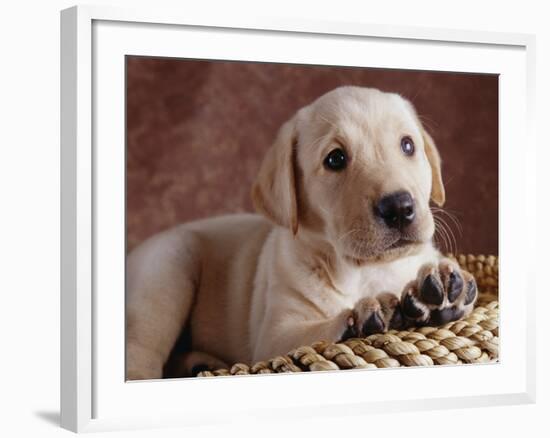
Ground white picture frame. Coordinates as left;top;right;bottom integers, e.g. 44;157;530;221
60;4;536;433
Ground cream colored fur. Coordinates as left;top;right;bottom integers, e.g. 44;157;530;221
126;86;456;380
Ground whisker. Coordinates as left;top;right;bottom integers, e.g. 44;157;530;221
433;225;448;252
435;216;453;254
433;217;452;253
440;209;463;235
431;207;463;235
417;114;439;132
431;205;463;255
410;88;422;104
440;211;463;236
435;227;449;253
337;228;362;243
432;218;444;249
437;215;457;255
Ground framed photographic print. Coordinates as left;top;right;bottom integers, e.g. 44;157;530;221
60;5;536;433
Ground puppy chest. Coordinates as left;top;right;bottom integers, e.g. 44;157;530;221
358;257;430;297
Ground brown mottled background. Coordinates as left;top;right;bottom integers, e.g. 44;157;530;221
126;57;498;255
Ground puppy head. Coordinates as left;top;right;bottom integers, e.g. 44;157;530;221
252;86;445;263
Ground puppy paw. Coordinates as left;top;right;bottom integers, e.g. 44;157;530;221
340;292;404;340
401;259;478;327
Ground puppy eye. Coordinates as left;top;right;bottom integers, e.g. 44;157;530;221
400;136;415;156
323;148;347;171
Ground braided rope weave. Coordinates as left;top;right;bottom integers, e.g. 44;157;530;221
198;254;499;377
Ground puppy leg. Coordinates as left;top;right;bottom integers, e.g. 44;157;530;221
126;231;201;380
400;258;478;327
341;292;404;339
252;310;353;363
342;259;478;336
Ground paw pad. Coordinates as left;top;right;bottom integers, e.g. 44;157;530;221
401;260;478;327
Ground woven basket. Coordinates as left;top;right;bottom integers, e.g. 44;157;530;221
198;254;499;377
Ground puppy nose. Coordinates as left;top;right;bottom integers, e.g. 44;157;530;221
374;191;415;230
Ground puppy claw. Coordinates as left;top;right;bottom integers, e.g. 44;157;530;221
419;274;444;305
362;312;385;336
447;270;464;303
402;290;427;319
464;280;477;305
388;304;405;330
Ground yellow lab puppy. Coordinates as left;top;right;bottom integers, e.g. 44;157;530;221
126;86;477;379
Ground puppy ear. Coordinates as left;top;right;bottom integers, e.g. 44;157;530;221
422;129;446;207
251;117;299;234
